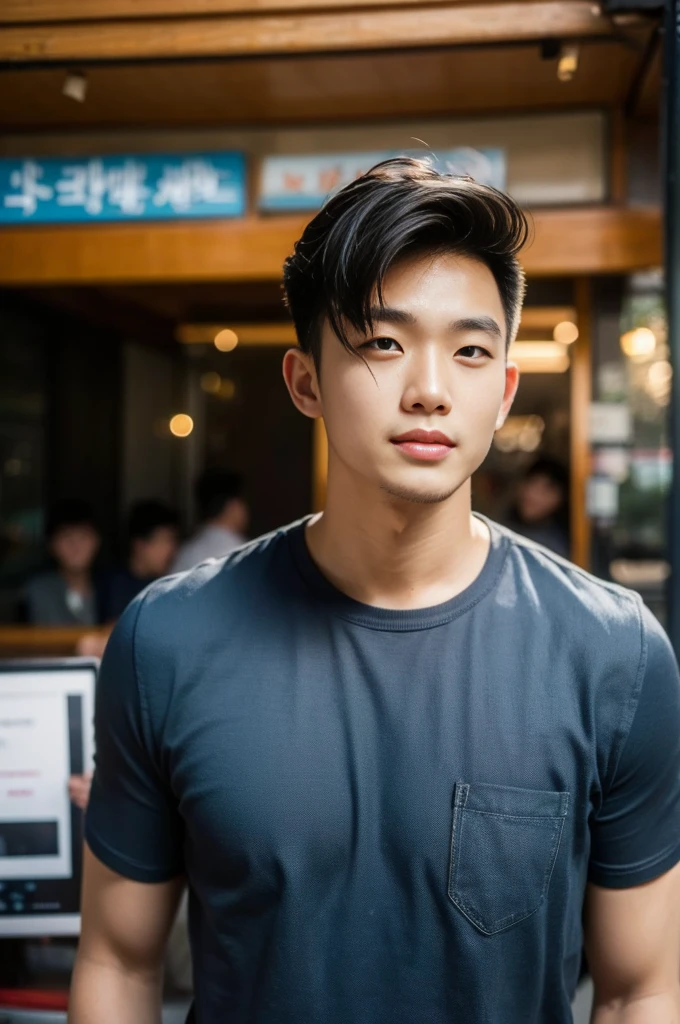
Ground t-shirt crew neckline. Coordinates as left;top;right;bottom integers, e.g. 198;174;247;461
287;512;510;632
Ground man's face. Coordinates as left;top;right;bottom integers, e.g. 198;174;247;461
50;524;100;574
316;252;519;505
134;526;178;578
224;498;250;535
517;474;564;523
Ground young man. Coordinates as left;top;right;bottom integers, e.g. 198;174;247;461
71;159;680;1023
24;498;101;626
504;456;570;557
171;468;248;573
97;499;179;622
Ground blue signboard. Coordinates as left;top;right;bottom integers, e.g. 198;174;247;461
259;148;506;212
0;152;246;224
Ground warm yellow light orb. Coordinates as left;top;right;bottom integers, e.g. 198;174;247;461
169;413;194;437
214;329;239;352
553;320;579;345
620;327;656;359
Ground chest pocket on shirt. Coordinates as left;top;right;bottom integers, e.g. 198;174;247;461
448;781;569;936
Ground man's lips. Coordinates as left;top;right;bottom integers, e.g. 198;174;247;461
391;430;454;446
390;429;456;462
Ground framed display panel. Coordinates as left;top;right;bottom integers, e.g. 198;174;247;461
0;659;97;937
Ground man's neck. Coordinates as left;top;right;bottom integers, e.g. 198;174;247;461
305;465;490;611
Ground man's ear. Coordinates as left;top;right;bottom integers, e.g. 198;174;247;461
495;360;520;431
282;348;323;419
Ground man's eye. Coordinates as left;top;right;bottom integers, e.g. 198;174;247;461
363;337;401;352
457;345;490;359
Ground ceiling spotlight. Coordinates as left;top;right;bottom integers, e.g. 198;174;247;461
557;44;579;82
62;71;88;103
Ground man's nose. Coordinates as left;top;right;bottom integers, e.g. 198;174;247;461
401;348;453;415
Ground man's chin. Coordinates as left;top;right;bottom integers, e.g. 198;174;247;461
378;478;462;506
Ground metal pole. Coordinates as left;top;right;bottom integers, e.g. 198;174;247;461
665;0;680;652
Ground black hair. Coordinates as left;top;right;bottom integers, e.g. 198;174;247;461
127;500;179;544
46;498;98;540
283;156;529;367
195;469;245;522
523;457;569;492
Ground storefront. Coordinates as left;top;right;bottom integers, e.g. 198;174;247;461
0;0;668;641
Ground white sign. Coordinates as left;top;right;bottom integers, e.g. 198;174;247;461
259;148;506;211
592;447;630;484
587;476;619;519
588;402;632;445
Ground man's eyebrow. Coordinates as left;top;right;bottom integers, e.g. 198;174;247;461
450;316;503;339
368;308;503;339
368;305;417;326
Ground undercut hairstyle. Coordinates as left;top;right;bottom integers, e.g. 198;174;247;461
283;157;529;367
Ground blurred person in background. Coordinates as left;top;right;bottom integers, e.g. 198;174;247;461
23;499;101;626
98;499;179;622
504;456;569;558
172;468;248;572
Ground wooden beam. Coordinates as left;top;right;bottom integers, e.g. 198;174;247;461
177;322;297;344
519;306;576;331
0;207;662;286
0;42;648;129
1;0;537;23
524;205;661;275
570;277;592;569
0;4;617;63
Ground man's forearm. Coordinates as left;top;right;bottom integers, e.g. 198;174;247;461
591;987;680;1023
68;951;163;1024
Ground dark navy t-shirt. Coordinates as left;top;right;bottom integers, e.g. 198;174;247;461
85;516;680;1023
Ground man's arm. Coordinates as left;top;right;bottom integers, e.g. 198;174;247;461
583;860;680;1023
69;844;185;1024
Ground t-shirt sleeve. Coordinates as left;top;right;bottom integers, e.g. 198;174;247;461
588;603;680;888
85;591;184;883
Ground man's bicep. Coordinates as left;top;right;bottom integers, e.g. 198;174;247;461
583;862;680;1002
79;844;185;976
589;606;680;889
86;594;184;882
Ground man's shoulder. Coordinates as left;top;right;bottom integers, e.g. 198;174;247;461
492;518;644;632
137;517;304;618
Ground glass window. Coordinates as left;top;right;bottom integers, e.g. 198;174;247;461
590;271;669;624
0;305;47;621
